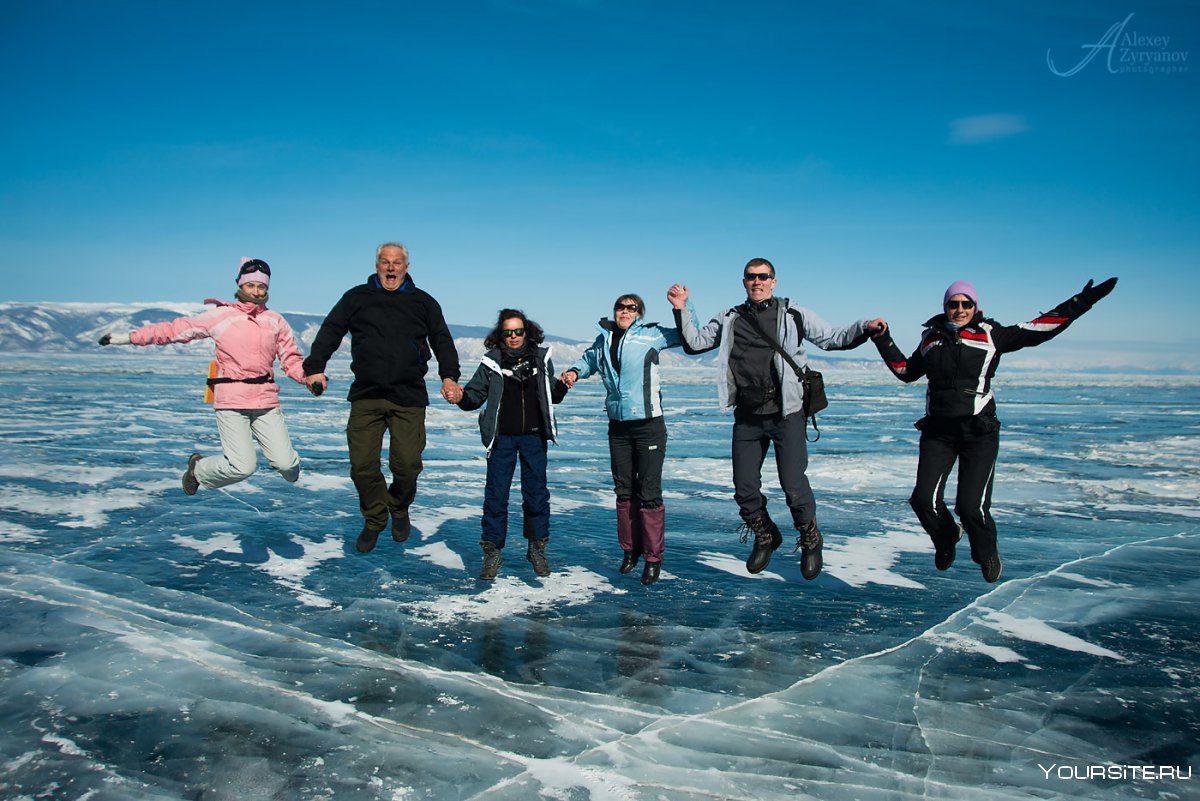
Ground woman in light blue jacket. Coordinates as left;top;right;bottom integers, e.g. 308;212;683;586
561;293;682;586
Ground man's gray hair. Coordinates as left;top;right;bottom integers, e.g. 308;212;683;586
376;242;410;262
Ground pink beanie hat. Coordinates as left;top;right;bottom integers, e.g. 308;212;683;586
943;280;978;308
236;257;271;287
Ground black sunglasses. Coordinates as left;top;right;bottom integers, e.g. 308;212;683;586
614;302;640;312
946;299;976;310
743;272;773;282
502;327;525;337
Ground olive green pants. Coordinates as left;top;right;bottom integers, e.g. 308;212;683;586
346;400;426;531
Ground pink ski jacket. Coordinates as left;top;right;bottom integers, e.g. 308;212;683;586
130;300;306;410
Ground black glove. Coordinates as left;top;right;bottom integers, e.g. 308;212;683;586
309;381;325;397
98;334;111;346
1080;277;1117;306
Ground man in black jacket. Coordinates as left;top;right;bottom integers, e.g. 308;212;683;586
303;242;463;553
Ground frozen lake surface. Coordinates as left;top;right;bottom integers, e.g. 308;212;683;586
1;353;1197;800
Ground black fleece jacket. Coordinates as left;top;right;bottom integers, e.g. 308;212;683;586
303;274;460;406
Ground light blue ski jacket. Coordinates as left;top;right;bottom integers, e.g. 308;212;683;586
569;318;682;422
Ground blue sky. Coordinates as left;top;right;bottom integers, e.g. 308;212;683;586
2;1;1197;366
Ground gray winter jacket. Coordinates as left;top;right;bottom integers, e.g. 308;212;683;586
676;297;873;417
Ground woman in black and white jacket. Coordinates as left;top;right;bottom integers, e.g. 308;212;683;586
458;309;569;581
872;277;1117;583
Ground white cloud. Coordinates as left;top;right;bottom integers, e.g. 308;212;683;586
949;113;1030;144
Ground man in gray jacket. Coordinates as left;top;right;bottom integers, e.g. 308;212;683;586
668;258;886;579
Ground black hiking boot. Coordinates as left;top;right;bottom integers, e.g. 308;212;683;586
794;518;823;580
934;524;964;571
391;507;411;543
527;538;551;577
181;453;202;496
740;513;782;574
619;551;640;574
981;553;1004;583
480;541;502;580
355;525;382;554
640;561;661;586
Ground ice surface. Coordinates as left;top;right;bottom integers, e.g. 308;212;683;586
0;354;1197;800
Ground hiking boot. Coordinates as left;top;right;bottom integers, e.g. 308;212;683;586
934;524;964;571
640;561;661;586
181;453;202;496
355;525;382;554
740;513;782;574
619;551;640;575
981;553;1004;583
526;538;551;577
795;518;823;580
480;541;502;580
391;508;411;543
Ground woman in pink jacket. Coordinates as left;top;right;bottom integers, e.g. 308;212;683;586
99;258;309;494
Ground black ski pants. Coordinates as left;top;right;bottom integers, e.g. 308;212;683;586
909;414;1001;563
608;416;667;508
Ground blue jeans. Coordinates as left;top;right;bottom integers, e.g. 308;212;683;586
482;434;550;548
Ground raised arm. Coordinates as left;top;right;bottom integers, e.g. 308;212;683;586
991;277;1118;354
668;284;721;354
125;309;221;347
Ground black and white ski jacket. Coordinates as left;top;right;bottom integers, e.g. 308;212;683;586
874;287;1098;420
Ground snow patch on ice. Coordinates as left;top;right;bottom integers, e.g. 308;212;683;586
823;528;928;589
696;550;784;581
0;463;126;486
0;519;44;542
930;631;1026;664
409;504;478;540
255;534;343;608
407;541;465;571
977;609;1126;662
294;472;352;491
0;485;152;528
406;566;625;622
173;531;243;556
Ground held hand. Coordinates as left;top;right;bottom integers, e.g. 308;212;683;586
1081;277;1118;305
866;318;888;339
98;332;131;346
305;373;327;397
98;334;111;346
559;370;577;388
441;378;464;404
667;283;688;309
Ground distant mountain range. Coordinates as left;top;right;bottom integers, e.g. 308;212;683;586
0;301;590;366
0;302;892;371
